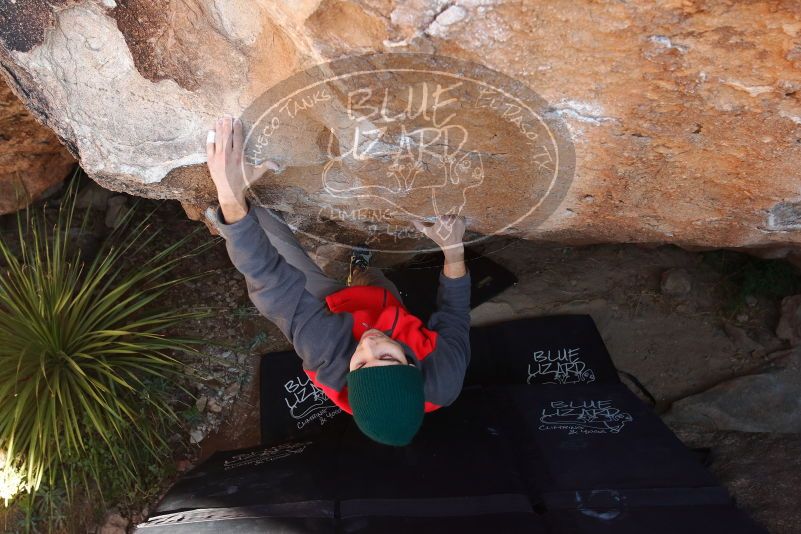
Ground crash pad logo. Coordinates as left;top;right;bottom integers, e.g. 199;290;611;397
223;441;310;470
283;375;342;429
539;400;633;435
241;53;575;253
527;347;596;385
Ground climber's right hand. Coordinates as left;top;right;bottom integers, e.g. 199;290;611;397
206;115;280;223
206;114;278;210
207;115;247;208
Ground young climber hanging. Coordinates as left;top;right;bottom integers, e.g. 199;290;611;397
203;114;472;446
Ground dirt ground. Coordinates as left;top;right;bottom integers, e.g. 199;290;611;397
59;196;799;533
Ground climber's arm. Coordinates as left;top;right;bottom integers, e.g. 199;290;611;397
204;115;356;378
205;200;357;377
422;267;471;406
412;216;471;406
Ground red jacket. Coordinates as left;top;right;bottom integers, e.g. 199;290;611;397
208;201;471;417
305;285;448;414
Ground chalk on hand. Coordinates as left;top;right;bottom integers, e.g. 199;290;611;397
206;130;216;144
255;159;281;171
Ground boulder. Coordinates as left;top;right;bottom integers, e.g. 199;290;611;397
664;348;801;433
0;1;800;252
0;76;74;214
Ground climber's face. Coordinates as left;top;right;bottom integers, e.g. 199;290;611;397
349;329;409;371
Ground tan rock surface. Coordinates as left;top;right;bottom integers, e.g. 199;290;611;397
0;0;800;251
0;77;75;214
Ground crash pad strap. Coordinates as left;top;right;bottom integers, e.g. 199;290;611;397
142;494;534;528
340;493;534;518
541;486;732;510
138;501;335;528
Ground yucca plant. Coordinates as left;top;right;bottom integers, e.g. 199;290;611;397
0;174;215;527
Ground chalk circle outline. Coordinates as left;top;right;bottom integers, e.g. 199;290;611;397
240;53;575;255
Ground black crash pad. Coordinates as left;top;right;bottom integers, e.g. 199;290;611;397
488;383;719;494
261;314;617;447
259;349;347;447
154;437;340;513
467;315;619;387
148;387;547;533
141;316;765;533
332;387;526;501
542;505;766;534
143;379;764;533
341;508;546;534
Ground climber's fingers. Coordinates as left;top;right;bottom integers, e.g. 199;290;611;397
219;115;233;154
214;118;223;155
232;117;243;155
435;215;456;241
206;129;215;160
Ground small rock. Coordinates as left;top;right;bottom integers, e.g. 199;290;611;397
753;326;785;353
189;428;205;444
224;381;241;398
97;512;128;534
38;181;65;203
75;181;114;210
207;398;222;413
554;298;607;315
104;195;128;229
469;300;517;327
664;348;801;432
195;395;208;412
723;323;764;354
69;227;101;261
129;512;143;526
660;268;692;296
745;295;758;307
776;294;801;346
175;458;192;472
736;313;749;323
312;243;348;271
426;5;467;37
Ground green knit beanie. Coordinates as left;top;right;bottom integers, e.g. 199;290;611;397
346;365;425;447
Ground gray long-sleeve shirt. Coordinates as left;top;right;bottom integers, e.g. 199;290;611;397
206;202;472;411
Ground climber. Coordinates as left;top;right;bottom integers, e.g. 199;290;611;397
203;115;472;446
